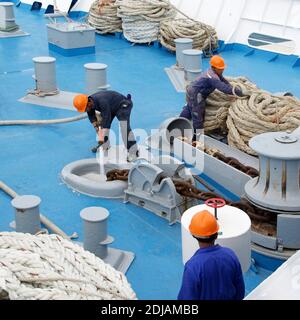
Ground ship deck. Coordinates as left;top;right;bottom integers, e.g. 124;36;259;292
1;3;299;299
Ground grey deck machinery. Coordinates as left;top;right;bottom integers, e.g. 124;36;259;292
245;129;300;257
124;156;198;225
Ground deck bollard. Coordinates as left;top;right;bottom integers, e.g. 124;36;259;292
84;63;110;95
80;206;114;259
174;38;193;69
32;56;57;93
11;195;41;234
0;2;18;31
182;49;203;82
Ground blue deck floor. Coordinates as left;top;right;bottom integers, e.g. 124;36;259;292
1;3;299;299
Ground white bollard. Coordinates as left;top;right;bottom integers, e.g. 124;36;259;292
183;49;203;82
0;2;17;30
32;56;57;93
11;195;42;234
84;63;110;95
174;38;193;69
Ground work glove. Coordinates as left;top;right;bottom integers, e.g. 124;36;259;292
242;88;252;97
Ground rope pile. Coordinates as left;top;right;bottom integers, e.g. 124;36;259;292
88;0;122;34
0;232;136;300
227;90;300;155
116;0;176;44
204;76;257;132
159;18;218;54
202;77;300;155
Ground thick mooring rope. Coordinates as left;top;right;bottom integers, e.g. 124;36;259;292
88;0;122;34
159;18;218;54
116;0;176;44
0;232;136;300
202;77;300;155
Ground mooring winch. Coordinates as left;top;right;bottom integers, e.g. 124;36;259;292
244;129;300;252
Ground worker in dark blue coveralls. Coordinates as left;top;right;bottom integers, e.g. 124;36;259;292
180;55;246;141
73;90;139;162
178;210;245;300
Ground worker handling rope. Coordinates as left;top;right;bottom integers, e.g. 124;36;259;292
116;0;176;44
88;0;122;34
73;90;139;161
159;18;218;55
179;55;247;142
0;232;136;300
180;55;300;154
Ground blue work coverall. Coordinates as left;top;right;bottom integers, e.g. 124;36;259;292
87;90;137;152
180;68;243;132
178;245;245;300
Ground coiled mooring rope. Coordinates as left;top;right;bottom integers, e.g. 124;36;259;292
159;18;218;54
0;232;137;300
88;0;122;34
116;0;176;44
203;77;300;155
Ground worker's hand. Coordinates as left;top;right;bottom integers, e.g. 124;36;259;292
242;89;252;97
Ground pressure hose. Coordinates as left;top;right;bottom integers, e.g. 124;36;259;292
0;114;87;126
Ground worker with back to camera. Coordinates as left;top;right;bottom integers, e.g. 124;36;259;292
73;90;139;162
180;55;249;141
177;210;245;300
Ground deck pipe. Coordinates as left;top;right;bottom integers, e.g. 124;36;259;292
182;49;203;82
0;2;17;30
84;63;110;95
32;56;57;93
0;114;87;126
174;38;193;69
11;195;42;234
80;207;114;259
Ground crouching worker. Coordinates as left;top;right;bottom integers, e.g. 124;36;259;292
73;90;139;162
178;210;245;300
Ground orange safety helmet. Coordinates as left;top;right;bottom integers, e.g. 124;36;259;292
73;94;88;113
189;210;219;238
210;55;226;70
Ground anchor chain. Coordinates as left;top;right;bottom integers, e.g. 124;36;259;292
190;140;259;178
106;169;129;181
106;168;276;235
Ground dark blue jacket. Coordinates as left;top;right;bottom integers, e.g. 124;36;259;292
178;245;245;300
187;68;243;100
87;90;130;129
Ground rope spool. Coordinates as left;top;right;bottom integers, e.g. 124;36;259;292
159;18;218;54
88;0;122;34
116;0;176;44
0;232;136;300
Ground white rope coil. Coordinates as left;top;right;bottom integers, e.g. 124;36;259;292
159;18;218;53
0;232;137;300
203;77;300;155
116;0;176;44
88;0;122;34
